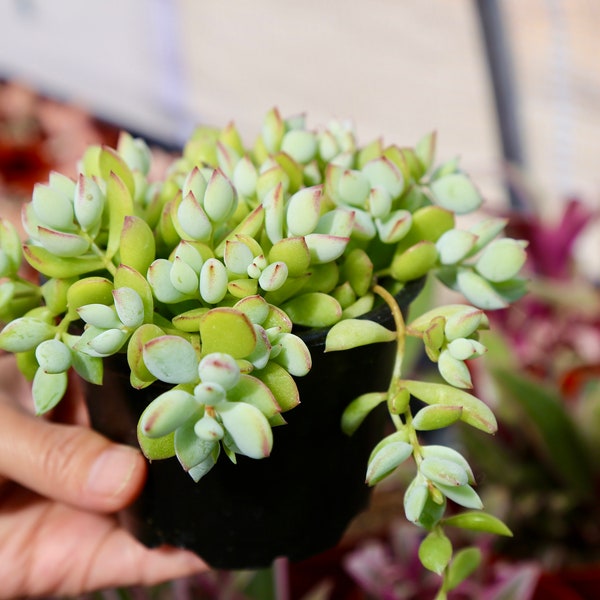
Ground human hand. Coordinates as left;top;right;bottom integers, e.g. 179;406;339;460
0;354;206;599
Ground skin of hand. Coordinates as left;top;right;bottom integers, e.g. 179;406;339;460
0;354;207;599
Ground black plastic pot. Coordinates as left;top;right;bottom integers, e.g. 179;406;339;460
84;278;424;569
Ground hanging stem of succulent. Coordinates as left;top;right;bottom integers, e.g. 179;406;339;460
372;283;407;388
372;283;424;461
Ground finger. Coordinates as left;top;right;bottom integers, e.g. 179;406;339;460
0;490;207;599
0;400;146;512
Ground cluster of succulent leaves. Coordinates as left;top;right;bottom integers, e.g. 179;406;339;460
0;108;527;595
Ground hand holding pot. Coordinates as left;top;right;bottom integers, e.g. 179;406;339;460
0;354;206;599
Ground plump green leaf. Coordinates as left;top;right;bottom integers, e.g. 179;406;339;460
434;482;483;509
325;318;396;352
119;215;156;275
404;475;429;523
413;405;463;431
272;332;311;376
286;186;322;236
475;238;527;283
438;349;473;389
174;419;215;470
105;171;134;260
139;388;198;438
366;440;413;485
430;172;482;214
114;264;154;323
0;317;55;352
23;244;105;279
227;374;281;419
137;425;176;461
341;392;387;435
35;339;72;373
199;308;256;358
391;241;438;282
197;352;241;390
218;401;273;459
418;530;453;575
77;304;121;329
66;277;114;317
143;335;199;384
401;380;497;433
421;456;469;487
281;292;342;328
113;287;145;328
456;269;508;310
32;367;68;414
445;547;482;591
37;227;90;258
203;168;237;223
443;511;512;536
253;361;300;413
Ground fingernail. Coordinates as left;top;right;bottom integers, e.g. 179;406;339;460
87;444;140;498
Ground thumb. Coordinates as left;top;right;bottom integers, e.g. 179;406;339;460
0;400;146;512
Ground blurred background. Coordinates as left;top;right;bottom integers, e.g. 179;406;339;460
1;0;599;209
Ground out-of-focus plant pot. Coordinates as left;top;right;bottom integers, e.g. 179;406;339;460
83;278;424;569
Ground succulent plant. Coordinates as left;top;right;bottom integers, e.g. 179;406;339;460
0;108;527;596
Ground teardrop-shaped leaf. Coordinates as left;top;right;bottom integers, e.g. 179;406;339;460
218;401;273;459
139;389;199;438
445;547;482;591
325;318;395;352
253;361;300;413
456;269;508;310
199;307;257;358
37;227;90;258
174;419;215;470
177;191;213;241
199;258;228;304
366;440;413;485
434;482;483;509
476;238;527;283
443;511;512;536
105;171;134;260
87;328;129;357
391;241;438;282
23;244;105;279
119;215;156;275
74;174;105;231
32;183;74;231
147;259;190;304
402;379;496;433
281;292;342;328
126;323;164;386
272;332;312;376
113;286;145;328
0;317;56;353
430;172;482;215
137;426;176;461
286;186;322;236
341;391;387;435
418;530;453;575
99;146;135;198
114;264;154;323
203;168;237;223
413;404;463;431
227;374;281;418
32;367;68;415
143;335;198;384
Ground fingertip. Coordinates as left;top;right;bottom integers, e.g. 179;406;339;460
85;444;147;511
